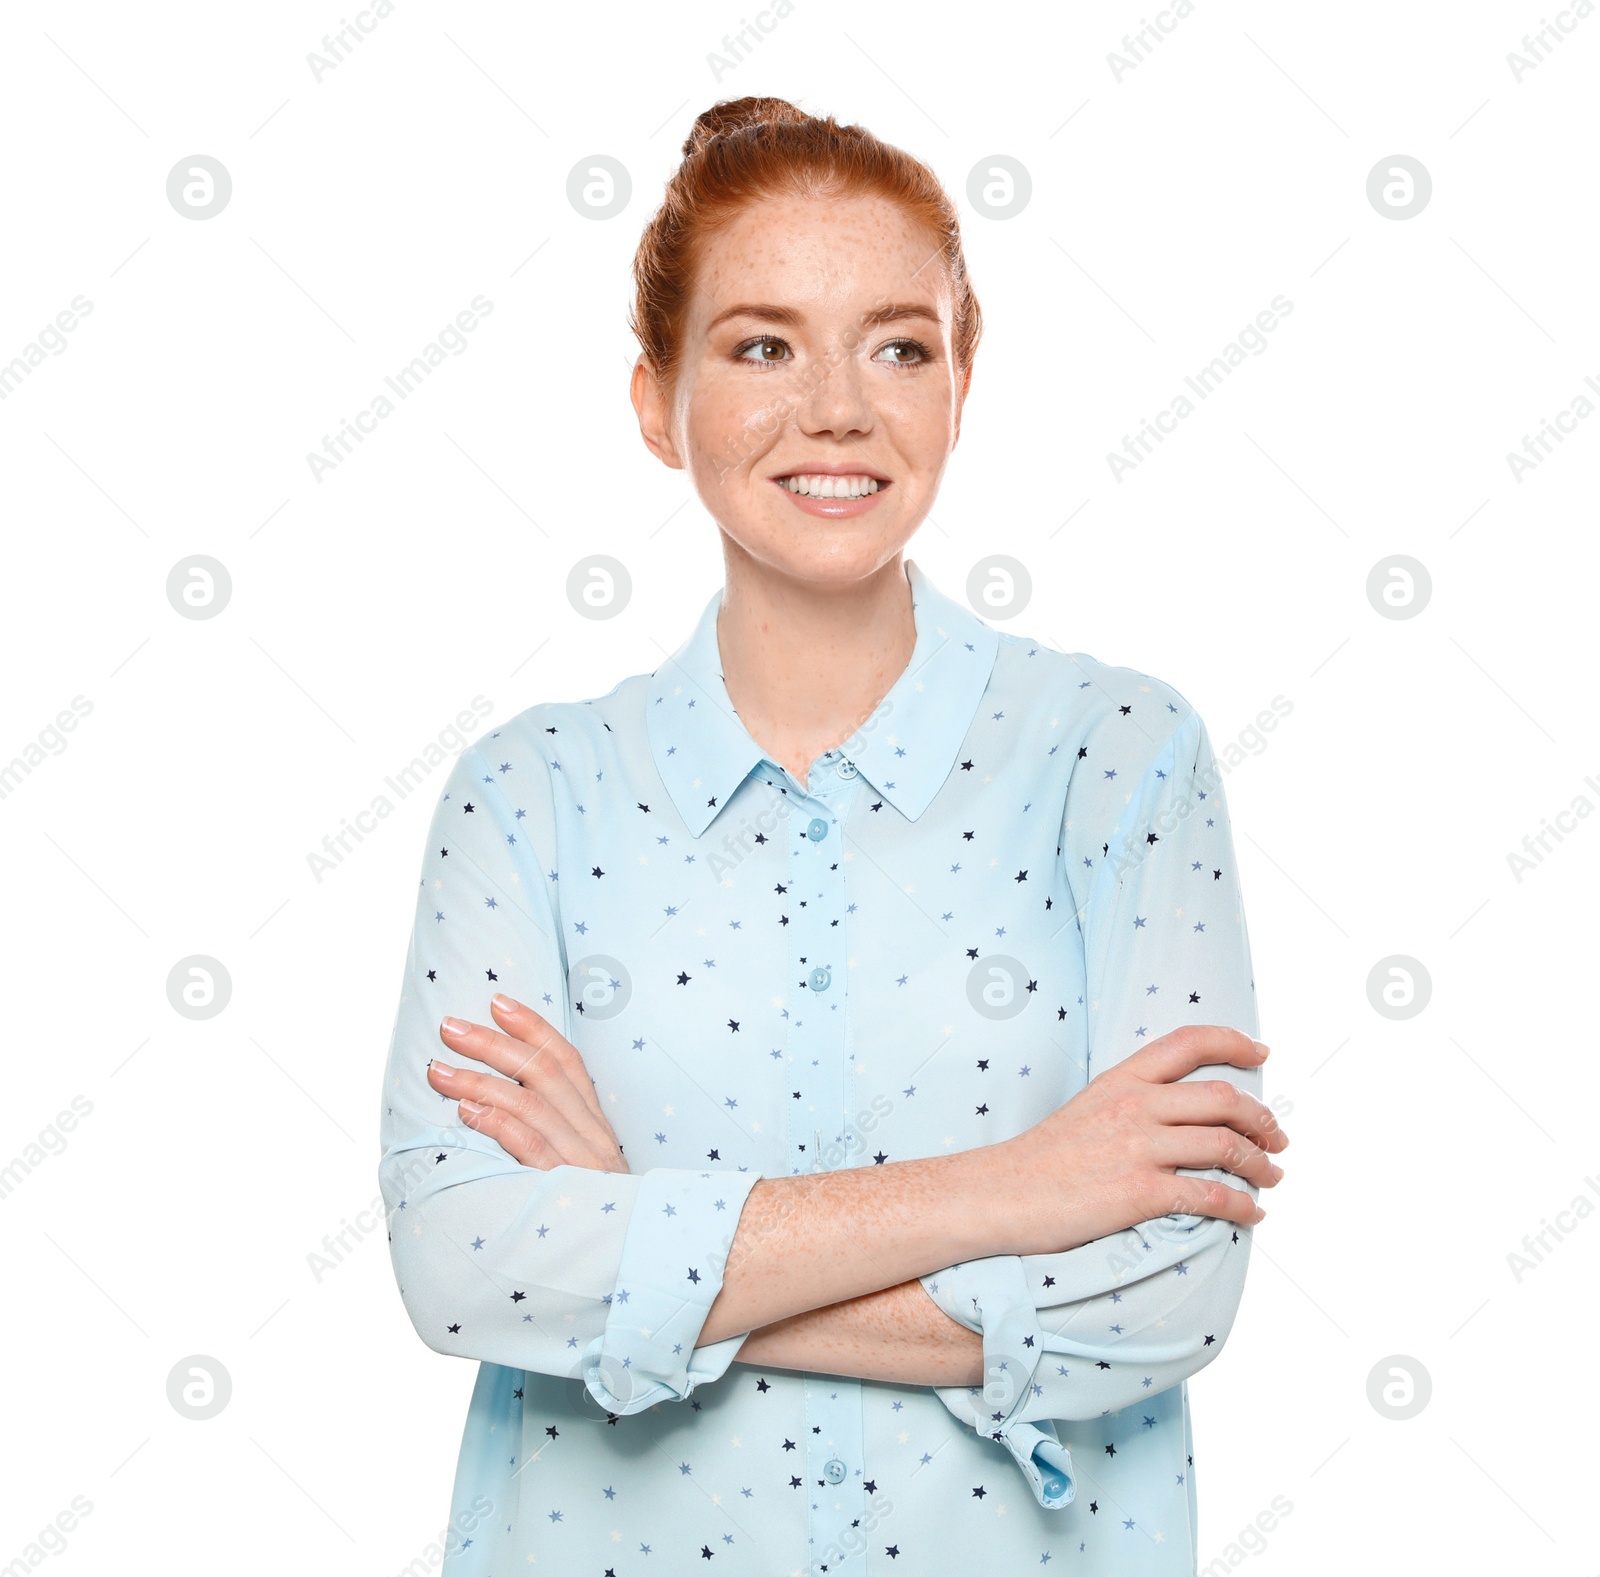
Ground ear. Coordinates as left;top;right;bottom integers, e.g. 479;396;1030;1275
631;356;685;471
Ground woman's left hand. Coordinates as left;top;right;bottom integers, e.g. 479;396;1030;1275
427;993;628;1173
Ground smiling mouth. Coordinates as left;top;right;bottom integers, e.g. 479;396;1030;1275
772;473;890;499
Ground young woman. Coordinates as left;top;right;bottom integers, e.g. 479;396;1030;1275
379;95;1287;1577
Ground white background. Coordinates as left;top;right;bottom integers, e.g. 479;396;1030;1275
2;2;1596;1573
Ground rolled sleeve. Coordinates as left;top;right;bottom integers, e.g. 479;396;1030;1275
922;1256;1075;1509
583;1164;763;1414
382;733;764;1411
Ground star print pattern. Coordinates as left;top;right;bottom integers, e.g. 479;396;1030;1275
919;701;1261;1532
378;559;1260;1576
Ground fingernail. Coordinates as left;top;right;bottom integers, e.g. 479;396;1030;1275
1254;1041;1271;1056
491;993;521;1014
460;1100;486;1116
1253;1207;1268;1222
441;1016;469;1036
432;1063;455;1081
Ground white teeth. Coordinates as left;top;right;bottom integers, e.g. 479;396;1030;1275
779;474;882;499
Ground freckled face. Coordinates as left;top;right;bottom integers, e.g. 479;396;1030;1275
661;194;967;589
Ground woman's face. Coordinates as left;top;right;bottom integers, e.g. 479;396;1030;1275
633;193;969;590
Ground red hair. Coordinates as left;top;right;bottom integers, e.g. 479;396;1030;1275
630;96;982;396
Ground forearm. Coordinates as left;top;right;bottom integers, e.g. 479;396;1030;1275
733;1279;984;1387
699;1147;1002;1345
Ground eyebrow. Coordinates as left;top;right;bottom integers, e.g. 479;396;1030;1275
704;301;943;333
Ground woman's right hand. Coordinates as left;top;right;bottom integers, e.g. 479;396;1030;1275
428;993;629;1174
994;1024;1286;1257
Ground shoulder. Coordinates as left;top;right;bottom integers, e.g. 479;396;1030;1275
427;675;654;857
473;672;652;771
991;631;1203;770
989;637;1217;887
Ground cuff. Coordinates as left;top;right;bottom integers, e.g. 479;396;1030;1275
1001;1423;1076;1510
583;1166;762;1414
922;1255;1075;1510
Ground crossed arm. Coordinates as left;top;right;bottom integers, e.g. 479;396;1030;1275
426;995;1283;1389
734;1278;985;1385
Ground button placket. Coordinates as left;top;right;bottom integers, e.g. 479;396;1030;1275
787;774;864;1574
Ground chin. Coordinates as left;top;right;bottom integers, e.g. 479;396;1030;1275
726;528;915;590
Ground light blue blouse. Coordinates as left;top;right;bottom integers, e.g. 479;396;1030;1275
379;557;1263;1575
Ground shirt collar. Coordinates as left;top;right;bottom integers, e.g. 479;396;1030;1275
646;558;1000;838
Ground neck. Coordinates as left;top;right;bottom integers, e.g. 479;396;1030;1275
714;542;917;785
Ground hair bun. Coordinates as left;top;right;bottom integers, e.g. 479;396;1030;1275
683;96;811;158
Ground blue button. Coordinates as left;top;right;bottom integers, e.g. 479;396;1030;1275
823;1457;846;1484
806;817;828;841
836;758;858;779
808;966;831;992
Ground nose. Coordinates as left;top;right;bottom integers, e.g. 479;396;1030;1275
795;341;874;439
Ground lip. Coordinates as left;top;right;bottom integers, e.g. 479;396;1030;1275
768;472;892;519
767;462;893;483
